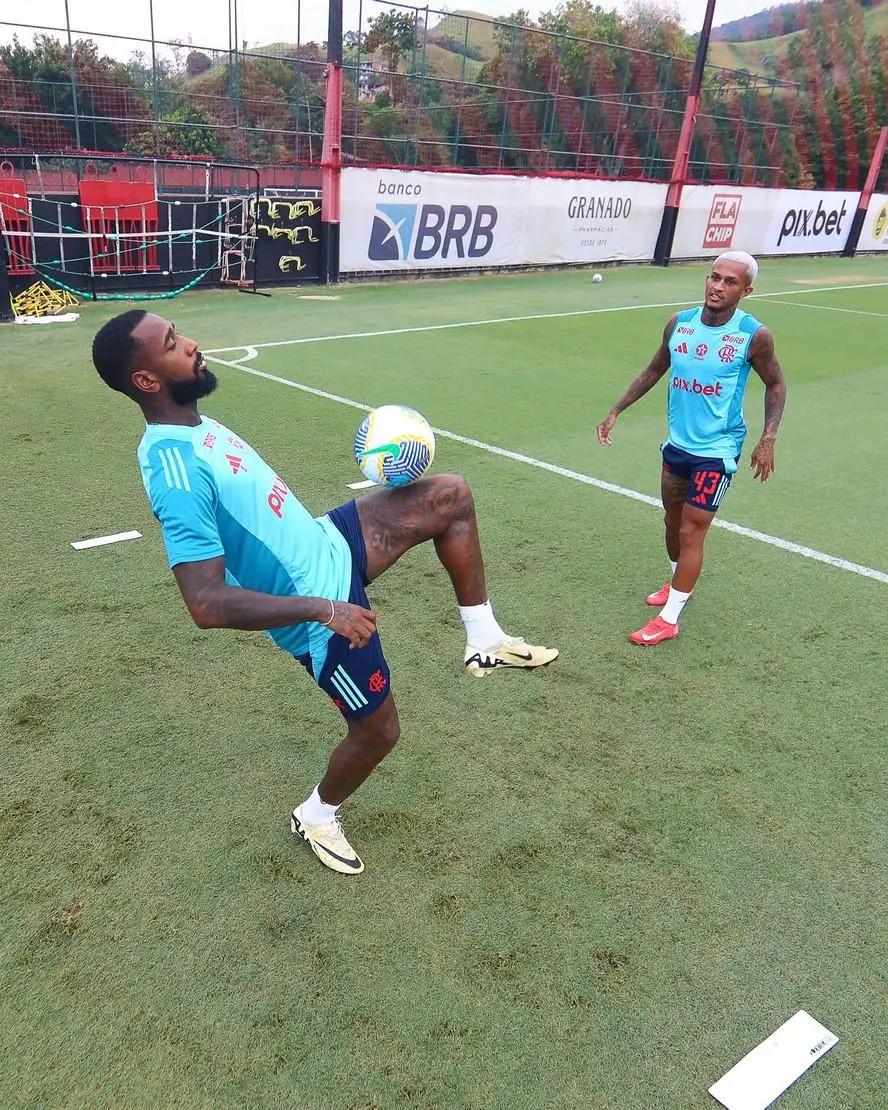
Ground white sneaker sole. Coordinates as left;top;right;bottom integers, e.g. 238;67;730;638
291;814;365;875
465;650;559;678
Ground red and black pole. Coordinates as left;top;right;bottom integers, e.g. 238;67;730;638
320;0;344;285
0;235;12;322
842;125;888;257
653;0;718;266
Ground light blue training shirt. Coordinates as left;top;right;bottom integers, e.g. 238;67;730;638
137;415;352;673
665;306;764;472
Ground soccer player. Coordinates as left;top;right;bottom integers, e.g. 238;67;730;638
91;311;558;875
595;251;787;645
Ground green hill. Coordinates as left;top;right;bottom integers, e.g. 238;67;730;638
253;2;887;92
709;2;888;78
426;10;499;61
712;0;888;42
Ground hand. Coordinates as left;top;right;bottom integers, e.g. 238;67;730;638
750;436;776;482
327;600;377;649
596;412;618;446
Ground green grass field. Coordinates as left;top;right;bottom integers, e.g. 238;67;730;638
2;257;888;1109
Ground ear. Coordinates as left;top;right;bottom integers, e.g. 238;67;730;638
740;284;753;299
131;369;162;395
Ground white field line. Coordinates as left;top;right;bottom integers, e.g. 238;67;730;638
769;300;888;319
204;279;888;356
204;354;888;587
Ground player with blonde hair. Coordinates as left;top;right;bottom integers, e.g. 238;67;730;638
596;252;787;645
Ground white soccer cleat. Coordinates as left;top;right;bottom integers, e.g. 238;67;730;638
291;806;365;875
464;637;559;678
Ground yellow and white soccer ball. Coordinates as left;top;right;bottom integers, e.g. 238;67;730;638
354;404;436;487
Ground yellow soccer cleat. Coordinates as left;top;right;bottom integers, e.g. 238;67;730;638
291;807;365;875
464;637;559;678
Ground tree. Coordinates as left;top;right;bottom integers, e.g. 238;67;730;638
0;33;143;151
125;106;226;158
185;51;212;77
539;1;623;45
362;11;417;75
621;0;689;57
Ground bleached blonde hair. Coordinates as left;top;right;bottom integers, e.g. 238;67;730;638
715;250;758;285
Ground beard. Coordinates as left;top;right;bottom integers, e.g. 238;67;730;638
168;367;219;406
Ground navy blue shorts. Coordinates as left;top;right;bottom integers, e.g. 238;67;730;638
661;443;737;513
309;500;391;721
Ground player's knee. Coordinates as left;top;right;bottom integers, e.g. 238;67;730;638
678;517;708;548
374;711;401;753
432;473;475;520
369;702;401;751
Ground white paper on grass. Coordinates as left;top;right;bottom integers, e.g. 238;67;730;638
14;313;80;324
71;530;142;550
709;1010;838;1110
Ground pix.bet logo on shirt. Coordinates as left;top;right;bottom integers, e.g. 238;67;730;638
703;193;742;249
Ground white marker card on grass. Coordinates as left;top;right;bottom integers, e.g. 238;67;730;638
709;1010;838;1110
71;530;142;550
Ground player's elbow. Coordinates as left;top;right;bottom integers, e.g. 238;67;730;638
186;596;225;629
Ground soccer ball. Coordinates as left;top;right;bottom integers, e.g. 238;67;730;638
592;272;603;283
354;404;436;487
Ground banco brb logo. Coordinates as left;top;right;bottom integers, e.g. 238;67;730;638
369;202;498;262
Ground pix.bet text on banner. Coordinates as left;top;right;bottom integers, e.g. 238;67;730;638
672;185;859;259
863;193;888;252
763;189;858;255
339;169;666;272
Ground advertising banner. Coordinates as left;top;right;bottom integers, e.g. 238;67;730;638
862;192;888;251
672;186;779;259
672;186;860;259
342;172;866;268
763;189;858;255
340;168;666;271
522;177;666;264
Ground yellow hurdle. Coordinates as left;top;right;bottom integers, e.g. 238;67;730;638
11;281;79;318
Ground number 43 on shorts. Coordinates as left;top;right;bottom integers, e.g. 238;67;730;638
690;468;730;510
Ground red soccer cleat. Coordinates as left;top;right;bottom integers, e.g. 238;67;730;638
645;583;671;606
630;615;680;646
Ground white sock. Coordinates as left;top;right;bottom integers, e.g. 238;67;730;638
661;586;691;625
459;600;507;650
669;559;678;576
300;785;339;825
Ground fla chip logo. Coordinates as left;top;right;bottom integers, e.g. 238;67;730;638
703;193;742;249
369;204;418;262
872;200;888;243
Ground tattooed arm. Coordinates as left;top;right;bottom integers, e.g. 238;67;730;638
172;557;376;648
596;313;677;446
748;326;787;483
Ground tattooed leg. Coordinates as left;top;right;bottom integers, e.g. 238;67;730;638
661;468;688;563
356;474;487;605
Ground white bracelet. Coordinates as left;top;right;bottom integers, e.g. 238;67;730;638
321;599;336;627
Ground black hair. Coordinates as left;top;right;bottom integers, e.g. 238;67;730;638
91;309;148;395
